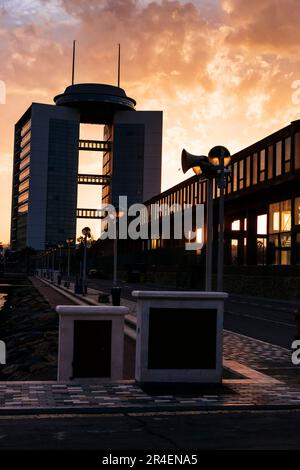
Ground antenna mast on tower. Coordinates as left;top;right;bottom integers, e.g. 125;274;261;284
72;40;76;85
117;43;121;88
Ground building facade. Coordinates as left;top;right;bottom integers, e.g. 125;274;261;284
10;84;163;250
102;111;162;207
131;119;300;268
11;104;80;251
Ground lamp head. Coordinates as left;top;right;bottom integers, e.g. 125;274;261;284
82;227;91;238
208;146;231;167
181;149;208;175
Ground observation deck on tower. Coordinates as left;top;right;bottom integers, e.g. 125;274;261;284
54;83;136;123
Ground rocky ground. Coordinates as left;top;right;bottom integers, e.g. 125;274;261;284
0;279;58;380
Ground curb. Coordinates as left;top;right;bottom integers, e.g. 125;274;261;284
1;403;300;416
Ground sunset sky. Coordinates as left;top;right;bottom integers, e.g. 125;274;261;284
1;0;300;244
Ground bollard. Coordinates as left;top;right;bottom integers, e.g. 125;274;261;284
111;286;122;306
295;309;300;339
56;305;128;381
132;290;228;384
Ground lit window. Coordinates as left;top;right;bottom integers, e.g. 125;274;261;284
267;145;274;179
246;156;251;187
273;212;280;232
285;137;291;173
257;238;267;265
252;153;258;185
295;197;300;225
257;214;267;235
233;163;238;191
280;234;291;248
151;239;158;250
276;141;282;176
295;132;300;170
269;200;291;233
196;228;203;244
231;220;240;231
244;218;247;231
231;239;238;264
202;182;206;202
260;149;266;182
239;160;244;189
282;212;291;231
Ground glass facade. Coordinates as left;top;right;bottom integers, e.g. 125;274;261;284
284;137;291;173
268;144;274;179
259;149;266;182
295;132;300;170
295;197;300;226
276;141;282;176
252;153;258;185
238;159;244;189
246;156;251;187
268;200;291;264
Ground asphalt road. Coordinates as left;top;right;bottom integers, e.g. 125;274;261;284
1;409;300;450
224;294;297;349
87;278;299;349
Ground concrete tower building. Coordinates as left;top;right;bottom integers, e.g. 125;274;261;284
10;83;163;250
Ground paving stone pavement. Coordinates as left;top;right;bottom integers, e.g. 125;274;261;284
0;330;299;412
223;330;293;369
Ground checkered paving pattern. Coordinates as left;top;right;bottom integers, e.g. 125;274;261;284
223;330;293;369
1;380;300;410
0;330;299;411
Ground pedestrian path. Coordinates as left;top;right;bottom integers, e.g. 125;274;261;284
34;276;137;315
0;328;298;413
0;275;297;414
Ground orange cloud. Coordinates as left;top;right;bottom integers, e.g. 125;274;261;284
1;0;300;244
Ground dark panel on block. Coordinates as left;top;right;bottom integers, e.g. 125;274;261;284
148;308;217;369
73;320;112;378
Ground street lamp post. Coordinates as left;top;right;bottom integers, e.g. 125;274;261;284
112;209;124;287
208;147;231;292
181;146;231;292
206;178;213;291
113;235;118;286
51;247;56;281
81;227;91;296
66;238;74;287
57;244;64;273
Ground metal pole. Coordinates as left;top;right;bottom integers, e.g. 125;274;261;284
205;178;213;291
113;231;118;286
72;40;76;85
51;250;55;281
117;43;121;88
217;160;225;292
59;248;62;272
82;237;87;295
67;246;71;281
